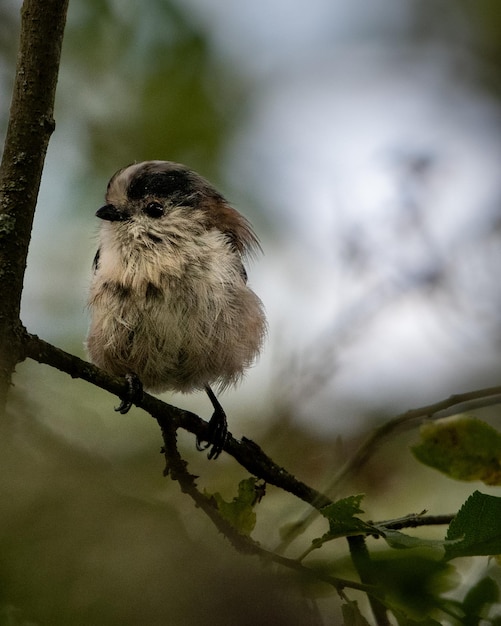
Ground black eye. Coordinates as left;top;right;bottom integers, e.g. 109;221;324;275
143;201;164;218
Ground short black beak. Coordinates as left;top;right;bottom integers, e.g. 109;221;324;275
96;204;129;222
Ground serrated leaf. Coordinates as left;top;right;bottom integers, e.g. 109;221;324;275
412;416;501;485
445;491;501;560
322;494;377;535
341;600;371;626
207;477;261;536
311;495;380;549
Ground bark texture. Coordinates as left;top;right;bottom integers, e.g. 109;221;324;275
0;0;69;409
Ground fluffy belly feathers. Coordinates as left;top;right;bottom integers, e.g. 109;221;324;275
87;274;265;393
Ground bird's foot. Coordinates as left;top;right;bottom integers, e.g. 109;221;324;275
196;408;228;460
115;372;143;414
197;385;228;460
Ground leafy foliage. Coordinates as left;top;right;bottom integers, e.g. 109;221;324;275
206;477;262;536
315;495;380;546
378;528;451;552
445;490;501;560
412;416;501;485
370;552;456;621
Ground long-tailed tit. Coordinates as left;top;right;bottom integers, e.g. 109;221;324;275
86;161;266;459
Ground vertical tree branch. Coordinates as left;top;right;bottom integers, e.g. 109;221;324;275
348;536;390;626
0;0;69;410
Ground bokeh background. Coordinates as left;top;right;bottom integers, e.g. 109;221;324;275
2;0;501;624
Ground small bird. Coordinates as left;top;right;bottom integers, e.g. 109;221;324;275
86;160;266;459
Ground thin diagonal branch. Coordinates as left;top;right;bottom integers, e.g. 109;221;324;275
374;513;454;531
329;386;501;493
23;329;501;524
276;384;501;553
22;331;331;509
157;411;375;595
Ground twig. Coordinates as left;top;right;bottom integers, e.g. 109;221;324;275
374;513;454;531
330;386;501;493
276;385;501;553
157;412;375;595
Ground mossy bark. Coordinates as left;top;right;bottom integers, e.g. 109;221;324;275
0;0;69;409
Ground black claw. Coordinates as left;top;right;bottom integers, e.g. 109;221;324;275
195;436;210;452
115;399;132;414
196;409;228;460
115;373;143;414
197;386;228;460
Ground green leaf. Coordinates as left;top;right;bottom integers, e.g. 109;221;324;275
412;416;501;485
341;600;371;625
381;529;450;552
372;553;457;619
207;477;262;536
311;495;380;550
321;494;377;536
461;576;499;625
445;491;501;560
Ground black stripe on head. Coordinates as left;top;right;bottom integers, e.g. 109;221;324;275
127;166;197;204
92;248;100;272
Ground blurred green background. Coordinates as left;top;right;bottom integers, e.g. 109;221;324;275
2;0;501;623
